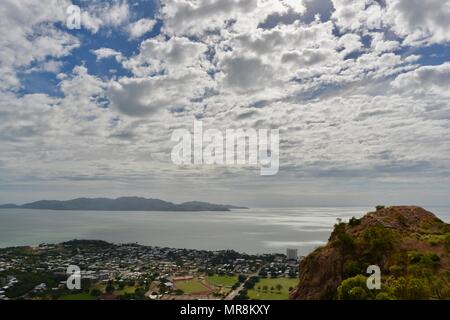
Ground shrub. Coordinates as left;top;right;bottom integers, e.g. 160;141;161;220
175;289;184;295
349;217;361;227
90;288;102;297
444;233;450;253
362;224;395;254
332;223;356;253
390;276;430;300
337;275;374;300
105;281;115;294
388;265;404;277
408;251;441;269
343;260;362;279
375;292;394;300
423;234;444;246
376;205;385;211
405;278;430;300
347;287;369;300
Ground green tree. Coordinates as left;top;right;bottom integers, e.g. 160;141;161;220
90;288;102;297
175;289;184;296
337;275;374;300
332;223;356;253
444;233;450;253
362;224;395;254
390;277;430;300
134;287;146;299
349;217;361;227
105;281;115;294
343;260;362;279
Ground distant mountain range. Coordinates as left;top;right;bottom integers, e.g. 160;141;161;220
0;197;248;212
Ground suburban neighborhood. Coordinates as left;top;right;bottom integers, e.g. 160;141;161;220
0;240;300;300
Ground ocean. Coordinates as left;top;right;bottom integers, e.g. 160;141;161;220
1;207;449;255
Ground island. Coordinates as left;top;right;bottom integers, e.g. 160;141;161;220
0;197;248;212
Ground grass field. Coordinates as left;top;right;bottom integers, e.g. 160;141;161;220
248;278;298;300
206;275;238;288
93;283;106;292
58;293;96;300
115;285;137;296
175;279;210;294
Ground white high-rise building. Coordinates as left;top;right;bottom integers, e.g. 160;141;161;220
286;248;298;261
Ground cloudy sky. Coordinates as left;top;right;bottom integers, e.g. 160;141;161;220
0;0;450;207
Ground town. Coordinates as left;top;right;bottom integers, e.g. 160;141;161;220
0;240;300;300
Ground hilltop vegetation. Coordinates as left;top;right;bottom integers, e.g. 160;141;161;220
291;206;450;300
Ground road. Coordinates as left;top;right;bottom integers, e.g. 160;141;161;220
224;270;261;300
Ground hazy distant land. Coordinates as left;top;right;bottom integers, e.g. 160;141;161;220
0;197;248;212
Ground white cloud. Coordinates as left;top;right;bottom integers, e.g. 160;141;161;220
108;70;211;117
0;0;78;90
220;55;273;92
386;0;450;46
92;48;124;62
81;0;130;34
1;0;450;205
331;0;450;46
25;60;64;74
123;36;210;76
160;0;258;36
129;18;157;39
391;62;450;96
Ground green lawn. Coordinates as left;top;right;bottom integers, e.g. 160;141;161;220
115;285;137;296
206;275;238;288
58;293;96;300
92;283;106;292
175;279;210;294
248;278;298;300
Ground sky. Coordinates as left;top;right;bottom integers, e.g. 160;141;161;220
0;0;450;207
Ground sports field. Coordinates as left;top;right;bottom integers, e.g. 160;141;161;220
174;279;211;294
248;278;297;300
206;275;238;288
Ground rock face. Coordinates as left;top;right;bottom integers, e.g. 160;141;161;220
290;206;450;300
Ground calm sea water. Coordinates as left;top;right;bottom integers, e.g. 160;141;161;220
0;207;449;255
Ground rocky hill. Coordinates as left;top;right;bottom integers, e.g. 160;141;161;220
290;206;450;300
